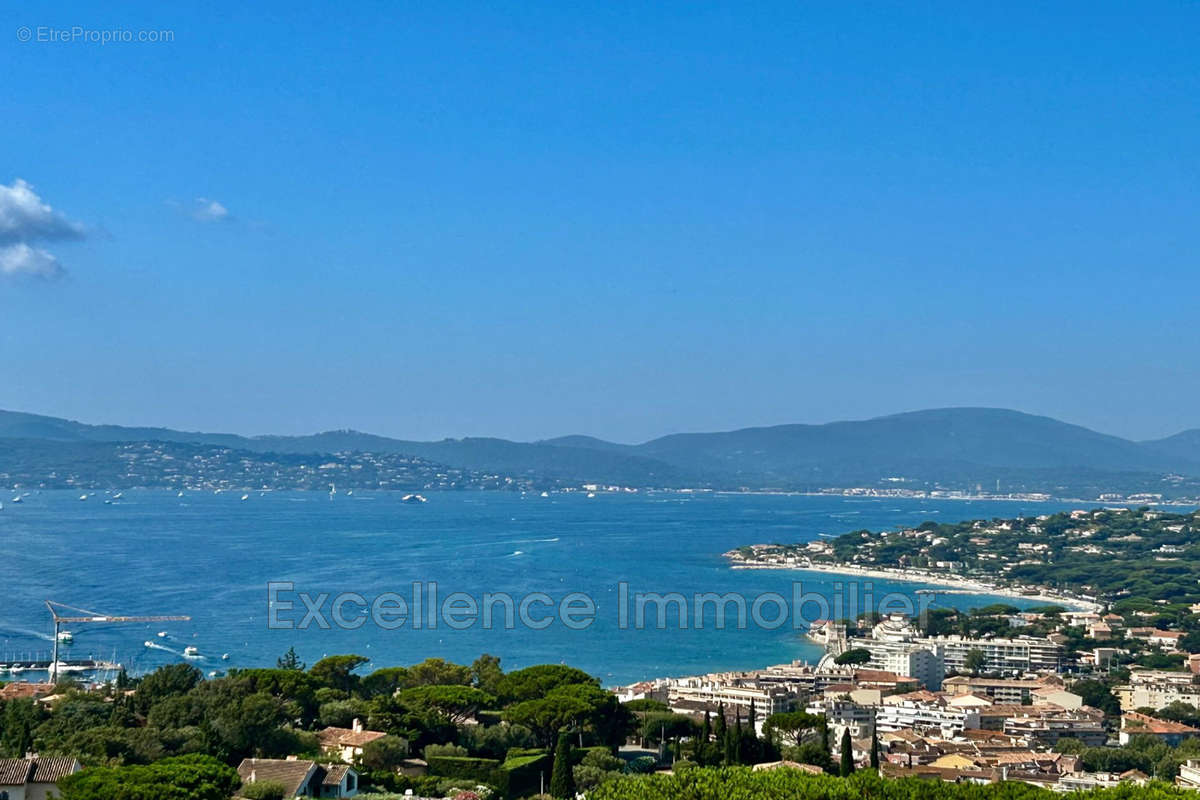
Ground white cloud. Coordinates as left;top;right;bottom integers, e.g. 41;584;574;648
0;179;87;244
0;179;85;281
192;197;231;223
0;243;65;280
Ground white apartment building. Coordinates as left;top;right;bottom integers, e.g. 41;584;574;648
851;619;1060;681
846;638;945;690
875;696;980;738
1115;670;1200;712
667;679;796;716
807;697;876;740
1177;760;1200;790
941;675;1067;705
934;635;1062;674
1003;708;1107;747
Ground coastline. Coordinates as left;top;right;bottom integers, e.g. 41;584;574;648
729;560;1101;612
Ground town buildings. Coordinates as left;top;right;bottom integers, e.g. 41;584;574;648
1115;670;1200;712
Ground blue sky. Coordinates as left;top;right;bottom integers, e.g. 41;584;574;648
1;2;1198;442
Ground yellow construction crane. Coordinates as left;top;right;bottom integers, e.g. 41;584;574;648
46;600;191;683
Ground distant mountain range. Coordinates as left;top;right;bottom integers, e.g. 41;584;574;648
1;407;1198;496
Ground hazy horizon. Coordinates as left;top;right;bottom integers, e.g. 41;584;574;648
2;402;1194;447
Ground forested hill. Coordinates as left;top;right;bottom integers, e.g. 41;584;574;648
1145;429;1200;462
548;408;1200;485
2;407;1200;494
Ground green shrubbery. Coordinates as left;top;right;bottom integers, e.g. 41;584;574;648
55;754;240;800
589;766;1198;800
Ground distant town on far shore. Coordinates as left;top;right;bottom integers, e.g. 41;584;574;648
3;407;1200;502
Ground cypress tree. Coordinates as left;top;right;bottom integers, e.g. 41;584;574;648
744;700;759;764
725;710;741;765
713;704;728;764
549;731;575;799
700;710;712;764
839;728;855;777
869;731;880;769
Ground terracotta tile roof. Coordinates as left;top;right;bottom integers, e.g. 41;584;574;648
322;763;352;786
318;725;388;748
237;758;317;797
853;669;916;683
30;756;80;782
960;729;1021;743
1123;711;1200;735
887;690;945;704
0;682;54;701
944;676;1041;689
822;683;856;693
0;757;79;785
991;751;1063;765
979;703;1057;717
882;762;1000;782
950;692;994;704
0;759;34;786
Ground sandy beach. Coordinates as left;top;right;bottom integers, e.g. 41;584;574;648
730;560;1101;612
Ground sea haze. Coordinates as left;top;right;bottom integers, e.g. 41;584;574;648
1;491;1098;684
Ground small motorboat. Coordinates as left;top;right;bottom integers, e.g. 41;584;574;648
183;646;200;658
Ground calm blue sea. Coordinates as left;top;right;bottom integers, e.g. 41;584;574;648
0;490;1102;685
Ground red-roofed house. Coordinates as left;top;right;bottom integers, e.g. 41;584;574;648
236;758;360;798
0;683;55;702
317;719;395;763
1120;712;1200;746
